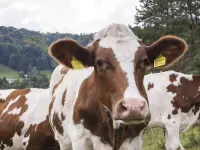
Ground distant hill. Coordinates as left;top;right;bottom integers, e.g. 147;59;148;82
0;26;93;73
0;64;19;78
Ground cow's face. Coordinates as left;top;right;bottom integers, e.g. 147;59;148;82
49;24;188;126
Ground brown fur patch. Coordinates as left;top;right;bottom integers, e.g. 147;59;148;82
53;113;64;135
62;89;67;106
167;114;171;119
52;76;64;95
49;96;55;115
147;82;154;91
167;75;200;115
172;109;178;115
25;116;59;150
169;74;178;83
61;113;65;121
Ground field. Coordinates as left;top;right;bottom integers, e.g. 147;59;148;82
143;125;200;150
0;64;19;78
0;64;53;80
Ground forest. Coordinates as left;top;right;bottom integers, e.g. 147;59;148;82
0;26;93;73
0;27;93;88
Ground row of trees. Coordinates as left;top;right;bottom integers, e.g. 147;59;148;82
132;0;200;74
0;67;49;89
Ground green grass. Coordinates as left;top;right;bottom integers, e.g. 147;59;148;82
0;64;19;78
143;125;200;150
0;64;53;80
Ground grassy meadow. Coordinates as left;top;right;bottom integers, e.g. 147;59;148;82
0;64;19;78
0;64;53;80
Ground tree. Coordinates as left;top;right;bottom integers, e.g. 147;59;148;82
134;0;200;74
0;77;9;89
27;63;33;73
135;0;200;43
18;70;25;78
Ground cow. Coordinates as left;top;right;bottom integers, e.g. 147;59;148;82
48;23;188;150
143;70;200;150
0;88;59;150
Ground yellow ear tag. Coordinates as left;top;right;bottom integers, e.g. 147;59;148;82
154;54;166;68
71;57;84;69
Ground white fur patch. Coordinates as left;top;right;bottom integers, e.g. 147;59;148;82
98;25;145;102
20;88;51;130
8;107;21;115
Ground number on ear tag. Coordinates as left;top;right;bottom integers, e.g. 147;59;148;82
154;54;166;67
71;57;84;69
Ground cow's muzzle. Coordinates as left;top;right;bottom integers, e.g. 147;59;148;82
113;98;150;124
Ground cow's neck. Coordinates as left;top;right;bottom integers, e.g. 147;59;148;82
73;73;146;150
73;72;113;144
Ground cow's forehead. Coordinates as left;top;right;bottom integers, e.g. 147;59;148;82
99;36;141;62
92;24;141;62
96;34;145;101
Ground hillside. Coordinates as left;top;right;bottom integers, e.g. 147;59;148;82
0;26;93;73
0;64;19;78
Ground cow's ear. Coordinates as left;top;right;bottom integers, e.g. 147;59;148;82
144;35;188;69
49;39;95;69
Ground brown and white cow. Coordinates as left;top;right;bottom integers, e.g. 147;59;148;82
0;88;59;150
48;24;188;150
143;71;200;150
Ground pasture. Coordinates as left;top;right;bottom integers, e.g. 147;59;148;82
0;64;19;78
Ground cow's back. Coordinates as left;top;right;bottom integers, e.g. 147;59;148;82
0;88;59;150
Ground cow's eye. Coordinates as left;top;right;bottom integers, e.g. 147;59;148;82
139;58;150;69
143;58;150;67
96;59;105;68
95;59;109;75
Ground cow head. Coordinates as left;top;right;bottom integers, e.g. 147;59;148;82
49;24;187;126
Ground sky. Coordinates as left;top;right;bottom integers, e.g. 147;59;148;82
0;0;140;34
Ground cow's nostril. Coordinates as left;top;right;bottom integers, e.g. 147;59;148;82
120;101;128;111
